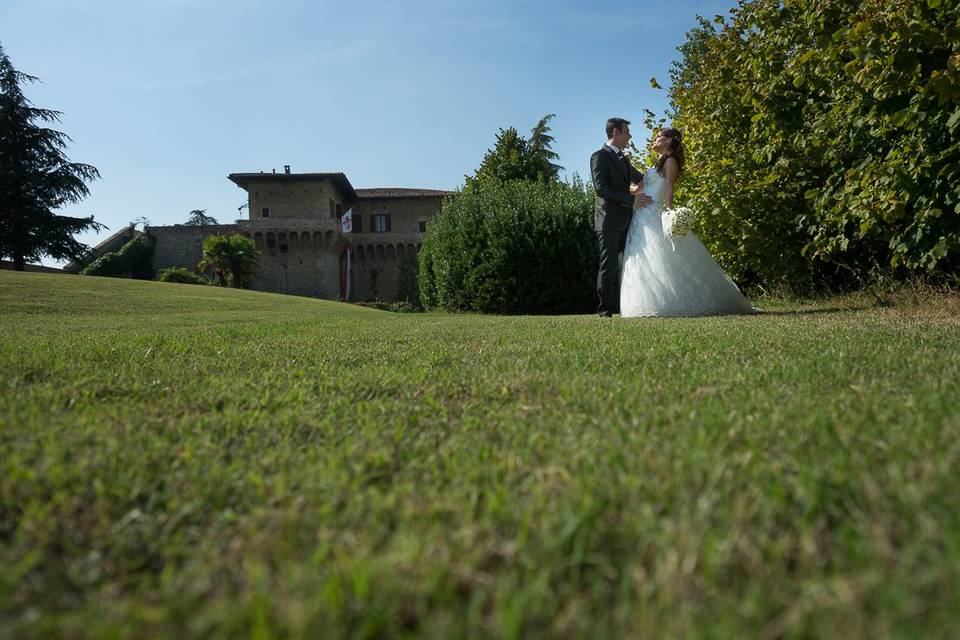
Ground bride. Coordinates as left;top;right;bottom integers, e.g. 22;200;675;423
620;128;755;317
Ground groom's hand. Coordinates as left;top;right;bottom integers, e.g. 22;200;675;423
631;184;653;207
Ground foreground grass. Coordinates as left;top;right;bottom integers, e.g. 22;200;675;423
2;271;959;638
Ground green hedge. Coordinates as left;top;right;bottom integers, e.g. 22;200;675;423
418;179;597;314
157;267;209;285
80;234;154;279
669;0;960;289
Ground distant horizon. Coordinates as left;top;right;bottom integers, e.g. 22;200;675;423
1;0;739;267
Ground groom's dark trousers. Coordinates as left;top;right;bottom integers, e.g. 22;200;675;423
591;145;644;316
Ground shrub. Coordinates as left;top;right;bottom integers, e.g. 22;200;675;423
157;267;209;285
669;0;960;290
419;178;597;314
80;234;154;279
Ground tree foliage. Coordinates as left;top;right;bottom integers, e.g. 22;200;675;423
465;114;563;189
418;178;596;314
669;0;960;289
197;234;260;288
183;209;218;226
79;234;154;279
0;43;103;270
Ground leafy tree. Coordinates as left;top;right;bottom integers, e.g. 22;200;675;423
668;0;960;289
0;43;103;271
197;234;260;288
183;209;218;226
464;114;563;189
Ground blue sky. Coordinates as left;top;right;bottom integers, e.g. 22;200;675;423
1;0;737;266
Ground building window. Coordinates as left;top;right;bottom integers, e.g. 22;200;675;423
329;199;335;218
419;221;427;233
336;203;343;217
372;213;391;233
353;214;362;233
261;207;270;218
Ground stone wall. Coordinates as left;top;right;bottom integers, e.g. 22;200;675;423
348;233;424;302
149;224;238;274
245;177;347;222
351;195;443;234
243;221;344;298
149;194;445;302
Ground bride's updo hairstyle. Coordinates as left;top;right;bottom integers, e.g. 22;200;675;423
655;128;685;176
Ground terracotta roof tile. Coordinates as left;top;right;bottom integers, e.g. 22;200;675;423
355;188;455;199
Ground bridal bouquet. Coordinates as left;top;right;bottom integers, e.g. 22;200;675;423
662;206;696;237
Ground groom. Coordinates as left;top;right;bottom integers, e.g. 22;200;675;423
591;117;651;317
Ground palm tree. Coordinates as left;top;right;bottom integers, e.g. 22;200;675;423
197;234;259;288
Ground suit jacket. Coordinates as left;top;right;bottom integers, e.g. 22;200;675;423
590;145;645;232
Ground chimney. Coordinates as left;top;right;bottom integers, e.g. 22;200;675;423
272;168;276;174
284;165;291;174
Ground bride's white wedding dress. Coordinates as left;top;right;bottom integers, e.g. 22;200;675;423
620;167;754;317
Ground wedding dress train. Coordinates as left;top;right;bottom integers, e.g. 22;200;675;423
619;167;754;317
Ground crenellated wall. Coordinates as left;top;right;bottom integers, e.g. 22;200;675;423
348;234;423;302
148;180;450;302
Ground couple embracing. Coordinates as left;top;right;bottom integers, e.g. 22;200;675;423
590;117;754;318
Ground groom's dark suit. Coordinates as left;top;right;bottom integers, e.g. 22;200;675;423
591;144;644;315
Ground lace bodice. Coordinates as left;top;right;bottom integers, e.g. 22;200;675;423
640;167;665;208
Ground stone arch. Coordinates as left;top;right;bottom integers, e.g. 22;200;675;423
313;231;323;250
266;232;276;249
376;245;385;261
407;243;416;255
386;244;396;260
355;246;365;262
324;230;336;250
366;245;376;261
397;244;406;258
289;232;300;251
301;231;311;250
278;232;287;245
253;232;264;250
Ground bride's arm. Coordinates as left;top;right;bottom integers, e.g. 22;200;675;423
662;157;679;209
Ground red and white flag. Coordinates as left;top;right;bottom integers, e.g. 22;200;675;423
340;208;353;233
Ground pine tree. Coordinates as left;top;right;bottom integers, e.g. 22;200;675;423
528;113;563;181
183;209;219;226
0;43;102;270
465;126;530;189
464;114;564;190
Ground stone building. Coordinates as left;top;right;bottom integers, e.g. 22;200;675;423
149;168;452;301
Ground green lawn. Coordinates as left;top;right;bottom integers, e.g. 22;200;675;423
2;270;959;638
